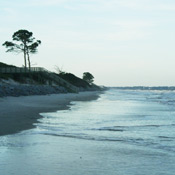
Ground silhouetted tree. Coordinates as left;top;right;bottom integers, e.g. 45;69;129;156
83;72;94;84
2;29;41;69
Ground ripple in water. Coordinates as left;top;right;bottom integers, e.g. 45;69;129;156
1;89;175;175
36;90;175;154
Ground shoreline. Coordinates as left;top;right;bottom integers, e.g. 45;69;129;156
0;91;101;136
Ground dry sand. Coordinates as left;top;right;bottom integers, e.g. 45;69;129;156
0;91;100;136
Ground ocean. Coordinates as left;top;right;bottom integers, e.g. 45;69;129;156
0;88;175;175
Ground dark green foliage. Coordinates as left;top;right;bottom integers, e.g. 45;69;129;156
0;62;101;92
28;40;41;53
13;30;33;41
12;72;47;84
0;62;50;84
58;73;90;88
2;42;17;52
0;62;16;79
0;72;48;84
2;29;41;68
0;62;16;68
0;73;10;79
83;72;94;84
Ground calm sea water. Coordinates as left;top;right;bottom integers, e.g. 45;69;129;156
0;89;175;175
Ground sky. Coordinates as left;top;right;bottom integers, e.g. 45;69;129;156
0;0;175;86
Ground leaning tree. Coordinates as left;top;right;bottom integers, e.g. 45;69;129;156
2;29;41;69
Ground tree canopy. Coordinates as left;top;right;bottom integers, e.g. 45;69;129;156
2;29;41;69
82;72;94;84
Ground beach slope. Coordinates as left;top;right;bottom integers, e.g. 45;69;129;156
0;92;100;136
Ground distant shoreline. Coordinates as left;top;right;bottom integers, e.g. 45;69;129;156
0;91;101;136
111;86;175;90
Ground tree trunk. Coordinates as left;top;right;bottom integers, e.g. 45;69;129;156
23;50;27;68
23;44;27;69
27;52;31;70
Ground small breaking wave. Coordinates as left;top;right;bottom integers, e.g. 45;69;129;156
41;132;128;142
91;124;173;132
37;131;175;153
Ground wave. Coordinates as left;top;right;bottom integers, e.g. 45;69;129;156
92;124;174;132
41;132;127;142
91;127;124;132
38;131;175;153
158;136;175;139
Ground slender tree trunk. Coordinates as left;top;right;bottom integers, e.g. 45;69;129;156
23;50;27;68
23;43;27;69
27;52;31;70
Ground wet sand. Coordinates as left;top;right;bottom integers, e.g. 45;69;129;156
0;92;100;136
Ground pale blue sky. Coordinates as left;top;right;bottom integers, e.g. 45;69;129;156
1;0;175;86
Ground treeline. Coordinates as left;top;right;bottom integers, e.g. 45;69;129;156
113;86;175;90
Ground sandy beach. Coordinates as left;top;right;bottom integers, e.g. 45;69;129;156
0;91;100;136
